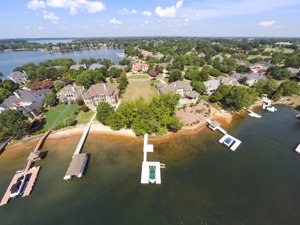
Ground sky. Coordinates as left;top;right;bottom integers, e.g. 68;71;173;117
0;0;300;38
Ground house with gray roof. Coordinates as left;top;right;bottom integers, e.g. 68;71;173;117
203;80;221;95
247;61;272;73
158;80;199;100
89;63;104;70
286;67;299;76
57;84;84;103
231;72;265;86
7;71;28;84
83;83;119;110
218;76;239;87
70;64;87;70
0;89;50;121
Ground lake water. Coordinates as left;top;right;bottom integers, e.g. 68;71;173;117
1;106;300;225
0;48;121;78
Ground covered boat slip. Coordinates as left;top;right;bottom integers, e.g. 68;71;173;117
64;153;88;180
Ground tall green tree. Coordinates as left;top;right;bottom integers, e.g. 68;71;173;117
0;109;29;141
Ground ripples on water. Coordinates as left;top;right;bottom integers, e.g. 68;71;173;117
0;106;300;225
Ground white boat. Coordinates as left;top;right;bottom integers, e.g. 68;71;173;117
295;144;300;153
266;106;277;112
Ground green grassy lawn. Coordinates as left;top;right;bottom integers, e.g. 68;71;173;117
247;55;270;60
75;110;94;124
264;46;294;54
128;75;149;79
123;79;158;102
41;104;77;130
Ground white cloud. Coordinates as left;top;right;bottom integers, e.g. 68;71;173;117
27;0;46;10
119;8;137;15
37;26;44;30
182;0;300;20
155;0;183;18
142;10;152;16
109;18;121;25
259;20;276;27
42;10;59;24
184;18;189;23
70;6;78;15
46;0;105;14
25;26;31;30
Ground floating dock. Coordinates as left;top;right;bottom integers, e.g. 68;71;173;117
0;130;50;206
0;166;40;206
206;119;242;151
243;107;262;118
64;114;95;180
141;134;163;184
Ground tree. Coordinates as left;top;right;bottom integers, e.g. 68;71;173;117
225;86;258;110
0;109;29;141
64;117;77;126
268;66;290;80
166;117;182;131
118;75;128;96
191;80;206;94
109;67;122;78
236;65;247;73
169;69;182;82
44;92;57;106
255;79;278;97
109;112;126;130
279;80;299;96
0;88;10;103
96;102;114;125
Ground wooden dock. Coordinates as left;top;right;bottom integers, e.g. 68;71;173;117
0;130;50;206
0;166;40;206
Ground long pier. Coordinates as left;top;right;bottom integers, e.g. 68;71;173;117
64;114;95;180
0;130;50;206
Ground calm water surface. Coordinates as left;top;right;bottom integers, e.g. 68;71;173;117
0;106;300;225
0;48;121;77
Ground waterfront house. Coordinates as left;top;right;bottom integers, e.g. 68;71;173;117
0;89;50;121
83;83;119;111
57;84;84;103
131;63;149;74
70;64;87;70
89;63;104;70
247;61;272;73
158;80;199;100
7;71;28;84
203;80;221;95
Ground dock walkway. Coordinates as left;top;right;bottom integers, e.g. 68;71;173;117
64;114;95;180
206;119;242;151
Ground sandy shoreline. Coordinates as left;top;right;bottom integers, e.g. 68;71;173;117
6;108;233;150
12;97;296;150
